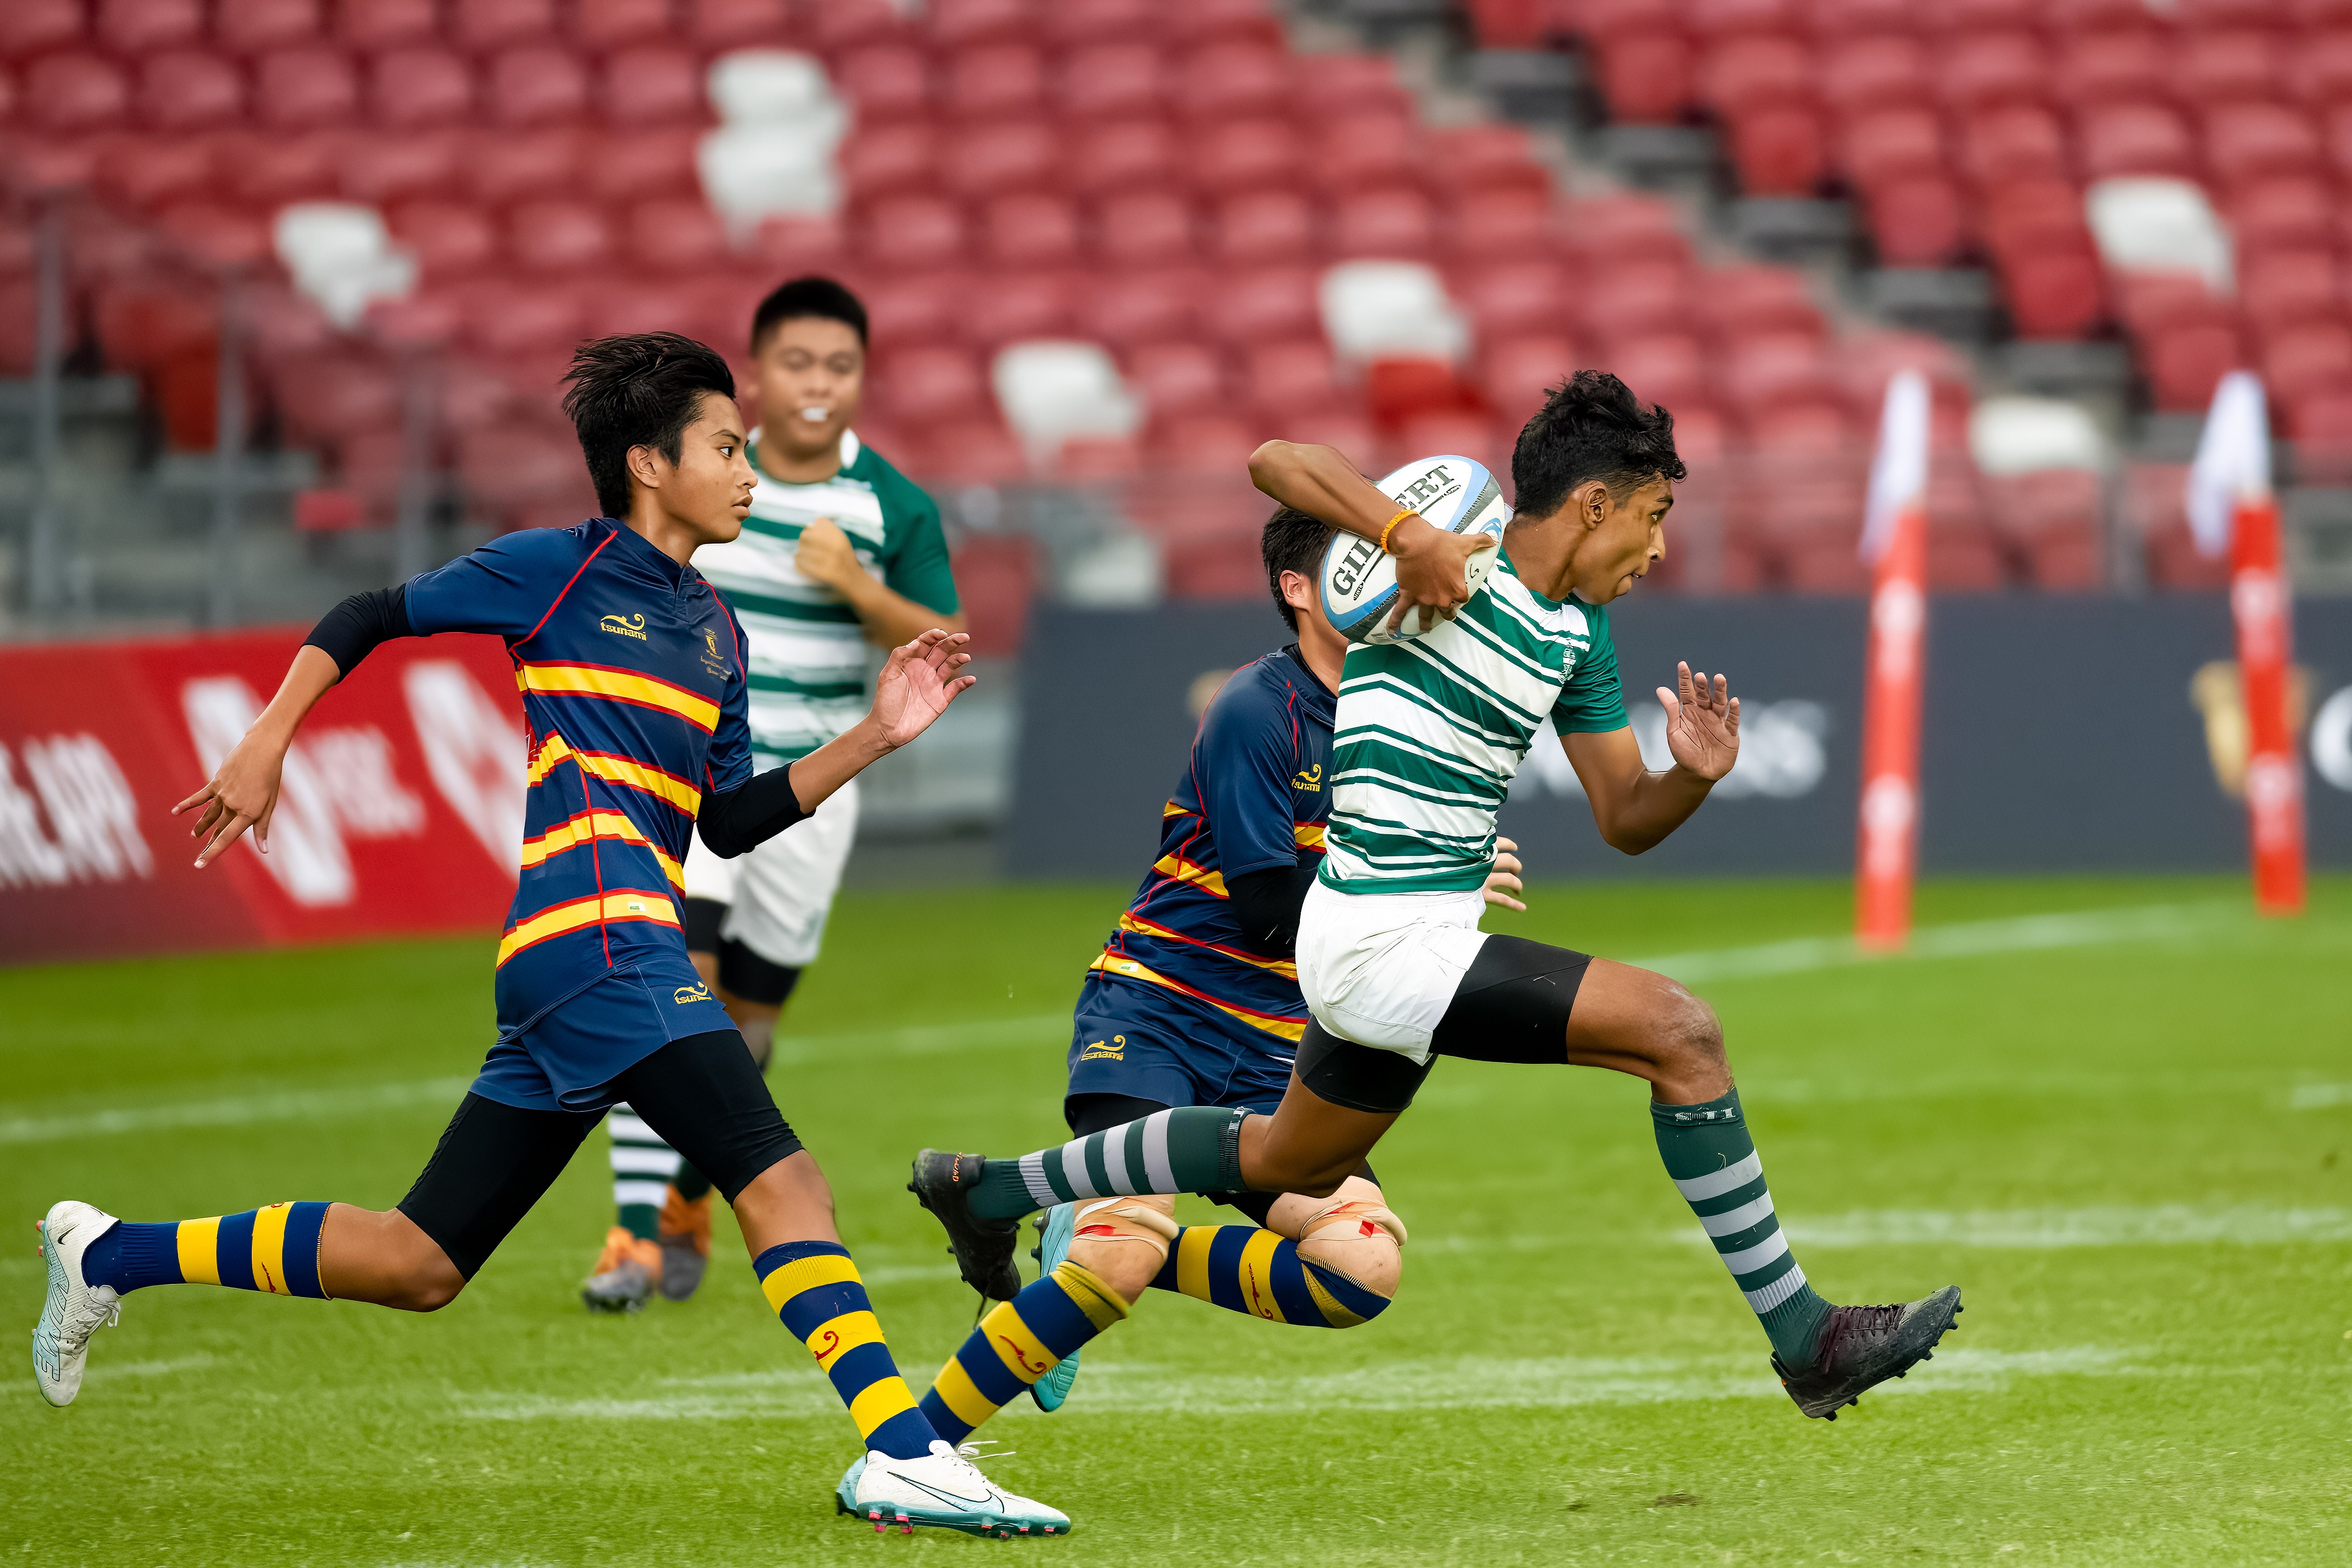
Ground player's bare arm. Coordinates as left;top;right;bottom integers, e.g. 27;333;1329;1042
793;516;968;649
173;644;342;867
1248;439;1496;634
1567;662;1741;854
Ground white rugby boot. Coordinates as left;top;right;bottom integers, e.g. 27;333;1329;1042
834;1440;1073;1539
33;1200;124;1408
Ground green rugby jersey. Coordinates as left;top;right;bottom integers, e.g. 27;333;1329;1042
689;430;959;770
1322;548;1627;893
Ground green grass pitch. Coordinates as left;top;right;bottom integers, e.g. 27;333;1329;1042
5;875;2349;1565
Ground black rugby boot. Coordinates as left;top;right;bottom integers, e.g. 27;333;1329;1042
908;1149;1023;1302
1774;1285;1962;1419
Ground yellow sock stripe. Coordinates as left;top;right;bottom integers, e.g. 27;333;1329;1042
847;1378;920;1440
929;1355;1002;1431
250;1202;294;1296
982;1302;1059;1386
1301;1266;1370;1328
805;1310;885;1374
1050;1261;1133;1332
761;1252;861;1316
1174;1225;1218;1304
1236;1228;1289;1321
176;1216;222;1285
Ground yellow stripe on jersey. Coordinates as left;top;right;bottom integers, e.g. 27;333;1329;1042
1294;822;1326;850
1150;852;1228;897
526;733;702;817
1115;912;1298;978
496;889;680;967
1164;800;1191;818
1086;952;1307;1040
516;661;719;733
517;809;685;892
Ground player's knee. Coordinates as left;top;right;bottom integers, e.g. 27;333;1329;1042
1650;983;1724;1074
1279;1179;1406;1318
1065;1196;1177;1304
389;1247;467;1313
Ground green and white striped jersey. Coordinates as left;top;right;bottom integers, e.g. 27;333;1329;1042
1322;548;1628;894
690;430;959;770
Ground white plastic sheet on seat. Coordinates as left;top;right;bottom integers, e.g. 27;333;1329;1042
707;50;840;127
2085;177;2234;295
272;203;416;330
699;50;848;237
1318;260;1469;365
990;341;1143;468
1970;396;2110;476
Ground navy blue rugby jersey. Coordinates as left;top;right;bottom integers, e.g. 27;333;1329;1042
403;519;751;1036
1087;645;1333;1048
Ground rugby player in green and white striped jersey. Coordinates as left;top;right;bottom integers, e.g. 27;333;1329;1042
583;279;964;1313
912;372;1960;1428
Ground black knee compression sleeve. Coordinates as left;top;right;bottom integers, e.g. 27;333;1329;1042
1428;935;1592;1064
1294;1021;1436;1114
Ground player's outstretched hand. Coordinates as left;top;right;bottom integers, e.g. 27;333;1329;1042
869;628;976;749
173;724;289;869
1657;661;1739;783
1386;520;1498;637
1482;835;1526;912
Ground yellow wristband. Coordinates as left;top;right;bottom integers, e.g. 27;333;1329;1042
1378;509;1417;553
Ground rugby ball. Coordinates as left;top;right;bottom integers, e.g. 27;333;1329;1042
1318;455;1510;646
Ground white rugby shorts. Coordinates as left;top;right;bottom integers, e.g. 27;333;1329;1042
1296;877;1492;1066
680;777;859;969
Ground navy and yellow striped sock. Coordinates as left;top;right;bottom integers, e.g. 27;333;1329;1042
80;1204;332;1298
1149;1224;1393;1328
756;1240;939;1461
1653;1089;1834;1364
920;1262;1129;1445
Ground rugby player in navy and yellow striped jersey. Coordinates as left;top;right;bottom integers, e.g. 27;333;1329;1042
898;508;1529;1454
30;334;1066;1540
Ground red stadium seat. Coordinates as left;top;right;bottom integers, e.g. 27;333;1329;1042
372;47;476;129
507;198;612;274
945;44;1044;122
1723;331;1839;411
1458;261;1572;338
1481;335;1579;424
2045;0;2154;29
2177;29;2285;107
2239;248;2343;340
1592;32;1696;125
2181;0;2290;23
463;277;588;362
1313;113;1426;196
835;47;930;124
1082;269;1200;346
2203;104;2322;187
98;0;203;55
2229;177;2338;255
24;56;130;134
1094;192;1197;265
1;0;86;61
140;51;244;133
1060;43;1164;122
1925;522;2011;592
601;45;702;127
156;199;271;269
685;0;790;52
1582;0;1683;40
2062;30;2167;105
1448;190;1556;257
942;120;1058;200
923;419;1025;484
984;193;1081;268
1819;35;1933;119
339;134;461;206
1746;401;1853;456
1428;125;1551;199
1863;177;1966;266
453;0;557;54
1128;341;1227;420
857;273;963;350
1331;188;1436;260
2326;105;2352;180
806;0;911;54
1559;194;1691;269
1211;190;1317;266
340;0;437;50
218;0;321;54
2262;321;2352;405
2293;29;2352;106
458;416;594;531
1937;33;2046;112
574;0;671;50
465;128;583;206
1578;262;1694;345
1174;42;1290;123
1998;250;2106;340
1289;51;1415;123
1842;109;1946;192
1726;108;1825;196
1701;34;1810;119
1047;0;1158;50
931;0;1039;52
1691;0;1800;39
843;121;937;203
1699;264;1825;341
950;534;1039;656
1959;105;2069;188
862;197;968;274
255;47;359;130
2076;101;2199;179
486;45;589;127
220;128;340;205
2112;273;2237;337
875;344;988;425
390;199;500;279
1215;265;1317;343
1981;179;2093;259
1247;339;1344;418
1984;470;2103;590
625;197;726;272
1368;358;1474;431
269;349;401;446
959;271;1076;346
1605;334;1706;411
1067;117;1176;195
586;124;696;203
98;134;217;209
2142;322;2246;410
1192;119;1307;198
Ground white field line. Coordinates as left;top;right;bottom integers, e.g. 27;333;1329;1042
1765;1204;2352;1249
2291;1084;2352;1110
453;1345;2145;1422
0;902;2233;1147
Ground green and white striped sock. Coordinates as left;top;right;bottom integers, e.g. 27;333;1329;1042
1652;1089;1833;1365
965;1106;1251;1221
608;1102;681;1242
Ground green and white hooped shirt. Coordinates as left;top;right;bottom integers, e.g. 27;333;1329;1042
1321;548;1628;895
688;430;959;771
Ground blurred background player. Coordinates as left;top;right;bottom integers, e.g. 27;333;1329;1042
905;506;1525;1446
586;279;964;1312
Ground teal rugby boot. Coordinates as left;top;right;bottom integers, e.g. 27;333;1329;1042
1028;1205;1082;1412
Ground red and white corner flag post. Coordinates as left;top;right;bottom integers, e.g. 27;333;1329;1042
2188;371;2305;916
1855;370;1931;952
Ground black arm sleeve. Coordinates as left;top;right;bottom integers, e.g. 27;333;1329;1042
1225;861;1320;958
696;764;811;860
304;585;413;676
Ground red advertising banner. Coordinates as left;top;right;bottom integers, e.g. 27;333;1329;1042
0;628;524;965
